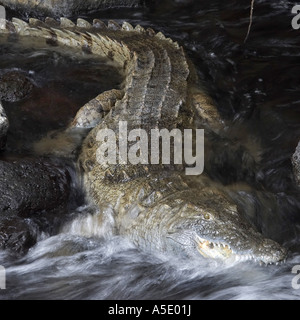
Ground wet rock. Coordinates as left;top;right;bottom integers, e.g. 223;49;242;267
0;71;34;102
0;157;74;217
292;141;300;186
0;102;8;150
0;0;144;17
0;157;79;254
0;216;37;254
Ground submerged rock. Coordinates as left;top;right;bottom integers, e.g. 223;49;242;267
0;0;144;17
292;141;300;186
0;216;36;254
0;71;34;103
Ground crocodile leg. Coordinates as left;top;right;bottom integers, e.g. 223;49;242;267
33;89;124;157
69;89;124;129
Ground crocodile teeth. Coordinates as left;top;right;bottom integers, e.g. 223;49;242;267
195;236;284;265
196;238;234;260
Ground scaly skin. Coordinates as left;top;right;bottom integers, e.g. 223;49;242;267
0;17;287;264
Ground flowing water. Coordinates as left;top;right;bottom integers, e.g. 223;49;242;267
0;0;300;300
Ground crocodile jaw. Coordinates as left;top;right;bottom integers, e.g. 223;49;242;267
196;235;233;260
195;235;287;265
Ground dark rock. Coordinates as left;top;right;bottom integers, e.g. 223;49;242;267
0;157;79;254
0;71;34;102
0;157;74;216
0;216;36;254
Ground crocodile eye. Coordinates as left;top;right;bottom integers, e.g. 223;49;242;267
204;213;210;220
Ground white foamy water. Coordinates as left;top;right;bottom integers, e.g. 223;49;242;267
0;214;299;300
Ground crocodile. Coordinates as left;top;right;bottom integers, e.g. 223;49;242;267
0;0;144;17
0;17;287;264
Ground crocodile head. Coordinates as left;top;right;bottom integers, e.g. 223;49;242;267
165;192;287;265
